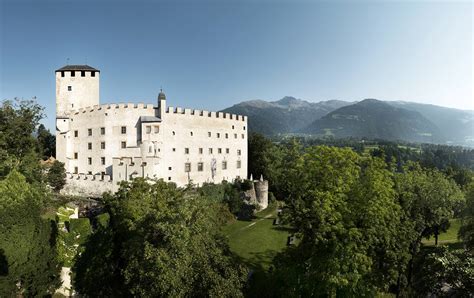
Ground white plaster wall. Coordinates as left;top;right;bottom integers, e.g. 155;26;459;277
56;70;99;117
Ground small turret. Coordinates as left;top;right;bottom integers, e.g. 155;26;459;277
157;89;166;118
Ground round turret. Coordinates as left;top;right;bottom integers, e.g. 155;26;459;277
158;90;166;101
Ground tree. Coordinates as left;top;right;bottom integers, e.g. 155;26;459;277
274;145;406;296
459;182;474;249
74;179;248;296
0;170;60;296
46;160;66;192
36;124;56;159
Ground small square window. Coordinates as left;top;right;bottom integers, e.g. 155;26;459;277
74;152;78;159
185;163;191;172
68;86;72;91
173;148;176;152
225;133;228;139
243;126;246;130
146;126;151;134
74;130;78;137
237;160;241;169
101;142;105;149
87;171;92;175
209;148;213;154
74;167;78;174
168;167;172;170
198;162;203;172
154;126;159;133
101;157;106;165
121;126;127;134
190;131;193;136
101;127;105;135
88;128;92;136
88;143;92;150
232;125;235;129
199;148;203;154
208;132;211;137
168;177;171;181
226;148;229;154
121;141;126;149
242;134;245;139
217;133;220;138
88;157;92;165
185;148;189;154
234;133;237;139
218;148;222;154
237;149;241;156
222;161;227;170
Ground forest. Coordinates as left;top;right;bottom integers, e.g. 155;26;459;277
0;99;473;297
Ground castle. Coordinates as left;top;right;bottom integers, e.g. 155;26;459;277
55;65;248;197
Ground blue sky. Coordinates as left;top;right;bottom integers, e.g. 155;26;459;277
0;0;472;131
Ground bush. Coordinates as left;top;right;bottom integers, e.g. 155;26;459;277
96;213;110;228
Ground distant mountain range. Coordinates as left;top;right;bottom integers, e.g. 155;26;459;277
221;96;474;146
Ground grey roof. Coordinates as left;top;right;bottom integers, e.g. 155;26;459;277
140;116;162;123
55;65;100;72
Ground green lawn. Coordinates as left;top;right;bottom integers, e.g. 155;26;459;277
222;204;291;270
422;219;461;246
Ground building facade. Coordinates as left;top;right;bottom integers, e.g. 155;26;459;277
55;65;248;196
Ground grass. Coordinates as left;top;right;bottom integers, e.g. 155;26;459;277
222;203;291;271
421;219;461;246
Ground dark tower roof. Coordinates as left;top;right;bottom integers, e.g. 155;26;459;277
55;65;100;72
158;90;166;101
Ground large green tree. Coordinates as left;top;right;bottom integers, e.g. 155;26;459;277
273;145;407;296
74;178;247;297
0;170;60;296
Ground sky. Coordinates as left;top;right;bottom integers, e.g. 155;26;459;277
0;0;472;131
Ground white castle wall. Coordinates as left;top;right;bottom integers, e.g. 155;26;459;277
55;66;248;195
56;70;99;117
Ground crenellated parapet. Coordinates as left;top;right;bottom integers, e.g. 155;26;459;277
66;102;156;116
165;106;247;121
66;172;113;182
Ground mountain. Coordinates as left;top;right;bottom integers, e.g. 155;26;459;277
221;96;351;135
302;99;442;143
387;101;474;145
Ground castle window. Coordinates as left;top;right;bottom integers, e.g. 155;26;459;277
208;132;211;137
190;131;193;136
121;141;126;149
101;157;105;165
81;71;85;77
198;162;203;172
184;148;189;154
61;71;65;77
121;126;127;134
242;134;244;139
154;126;159;133
101;172;105;180
101;127;105;135
168;177;171;181
146;126;151;134
74;130;78;137
232;125;235;129
237;160;241;169
91;71;95;77
149;146;152;153
237;149;241;156
168;167;172;170
243;126;246;130
74;152;78;159
71;71;75;77
88;142;92;150
217;133;220;138
173;148;176;152
74;167;78;174
222;161;227;170
88;157;92;165
226;148;229;154
209;148;213;154
172;131;176;136
185;163;191;172
225;133;228;139
218;148;222;154
88;128;92;136
88;171;92;175
68;86;72;91
199;148;203;154
101;142;105;149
